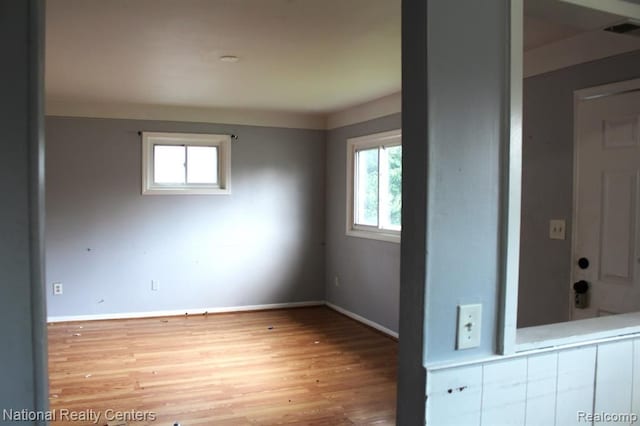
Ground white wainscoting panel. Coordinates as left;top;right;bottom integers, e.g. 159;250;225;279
426;365;483;426
426;338;640;426
481;358;527;426
555;346;597;426
524;353;558;426
594;341;633;425
633;340;640;416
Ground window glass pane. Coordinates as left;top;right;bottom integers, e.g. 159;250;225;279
187;146;218;184
154;145;185;183
355;148;379;226
384;145;402;230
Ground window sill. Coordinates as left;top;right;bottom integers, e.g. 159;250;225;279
346;228;400;244
516;311;640;353
142;187;231;195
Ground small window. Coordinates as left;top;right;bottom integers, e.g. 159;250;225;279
346;129;402;243
142;132;231;195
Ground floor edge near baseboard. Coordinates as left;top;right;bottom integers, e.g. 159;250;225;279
47;301;325;323
48;300;400;340
324;302;399;339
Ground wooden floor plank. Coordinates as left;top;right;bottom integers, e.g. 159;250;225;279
48;306;397;425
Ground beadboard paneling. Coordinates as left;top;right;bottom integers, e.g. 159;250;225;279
426;337;640;426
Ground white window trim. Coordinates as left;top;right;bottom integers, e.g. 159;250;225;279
141;131;231;195
345;129;402;244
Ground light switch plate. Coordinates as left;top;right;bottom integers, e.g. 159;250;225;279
151;280;159;291
549;219;566;240
457;304;482;350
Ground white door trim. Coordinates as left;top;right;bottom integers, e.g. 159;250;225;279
570;78;640;320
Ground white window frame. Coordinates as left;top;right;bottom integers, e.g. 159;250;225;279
499;0;640;356
346;129;402;243
141;132;231;195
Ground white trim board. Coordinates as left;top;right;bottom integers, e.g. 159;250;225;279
47;300;400;340
47;301;324;323
325;301;399;339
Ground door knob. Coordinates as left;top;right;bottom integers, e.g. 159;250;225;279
573;280;589;293
573;280;589;309
578;257;590;269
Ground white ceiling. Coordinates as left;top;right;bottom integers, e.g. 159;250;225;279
46;0;401;114
46;0;635;116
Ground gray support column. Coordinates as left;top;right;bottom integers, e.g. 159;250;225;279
398;0;512;422
0;0;48;422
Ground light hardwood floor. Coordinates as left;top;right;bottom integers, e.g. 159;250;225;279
48;306;397;425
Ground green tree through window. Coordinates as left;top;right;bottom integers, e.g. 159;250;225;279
387;145;402;228
348;129;401;241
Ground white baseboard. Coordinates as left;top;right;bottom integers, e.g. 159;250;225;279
47;301;324;323
325;301;398;339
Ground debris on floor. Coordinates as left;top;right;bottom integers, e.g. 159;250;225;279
73;333;81;337
84;374;92;378
268;326;274;330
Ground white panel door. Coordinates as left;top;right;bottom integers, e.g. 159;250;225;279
573;85;640;320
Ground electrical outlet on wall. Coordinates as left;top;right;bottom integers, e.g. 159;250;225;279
334;276;340;287
53;282;63;295
549;219;566;240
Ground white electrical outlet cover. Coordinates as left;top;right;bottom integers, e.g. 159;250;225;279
53;282;63;295
549;219;566;240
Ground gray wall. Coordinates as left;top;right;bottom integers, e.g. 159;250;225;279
518;50;640;328
324;113;401;333
46;117;325;317
0;0;49;420
422;0;507;364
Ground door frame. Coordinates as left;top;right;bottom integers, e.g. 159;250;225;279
570;77;640;319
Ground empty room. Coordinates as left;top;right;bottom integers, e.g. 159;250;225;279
44;0;401;424
4;0;640;425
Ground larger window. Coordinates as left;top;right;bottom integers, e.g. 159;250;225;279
142;132;231;195
346;129;402;243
